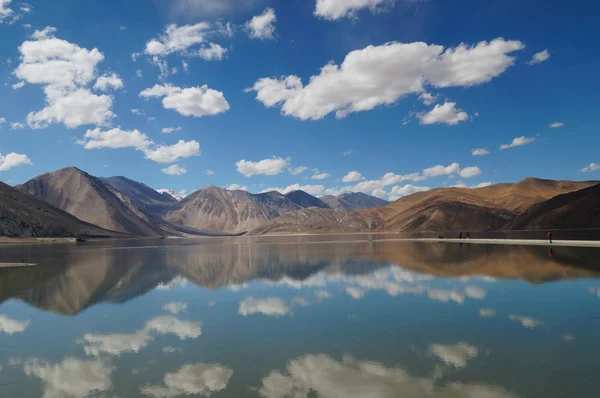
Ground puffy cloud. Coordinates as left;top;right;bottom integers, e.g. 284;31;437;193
311;171;330;180
225;184;248;191
346;286;366;299
163;302;188;314
258;353;519;398
418;91;438;105
428;343;478;368
141;363;233;398
342;171;365;182
314;0;391;20
10;122;25;130
161;164;187;175
12;81;25;89
314;290;331;300
24;357;113;398
388;184;430;201
0;117;4;124
93;73;123;91
418;102;469;125
261;184;325;196
0;152;33;171
471;148;489;156
82;330;152;356
0;314;30;334
145;140;201;164
580;162;600;173
195;42;228;60
136;68;143;78
464;285;487;299
508;314;542;329
145;316;202;339
549;121;564;128
246;8;276;40
427;288;465;304
458;166;482;178
79;128;151;150
238;297;291;317
473;181;493;188
528;49;550;65
247;38;524;120
371;188;388;198
145;23;212;56
30;26;56;39
0;0;14;23
236;156;289;176
140;84;230;118
423;162;461;177
479;308;496;318
289;166;308;175
161;127;182;134
499;136;535;150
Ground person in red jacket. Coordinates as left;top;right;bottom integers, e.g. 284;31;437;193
547;231;553;244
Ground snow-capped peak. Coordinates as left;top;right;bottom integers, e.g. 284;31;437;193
157;189;184;201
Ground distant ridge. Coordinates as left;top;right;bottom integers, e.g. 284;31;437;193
320;192;388;210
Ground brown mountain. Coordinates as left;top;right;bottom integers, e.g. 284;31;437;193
0;180;121;238
16;167;164;237
508;183;600;230
163;186;330;234
320;192;389;210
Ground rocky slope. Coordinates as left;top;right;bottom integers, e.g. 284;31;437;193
320;192;389;210
0;180;121;238
17;167;164;236
163;186;330;234
157;189;184;201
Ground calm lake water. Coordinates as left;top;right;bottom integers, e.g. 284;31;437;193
1;236;599;397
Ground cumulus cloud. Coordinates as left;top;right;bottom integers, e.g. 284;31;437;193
0;314;30;334
141;363;233;398
93;73;123;91
528;49;550;65
346;286;366;299
580;162;600;173
145;316;202;339
144;23;212;56
479;308;496;318
464;285;487;299
499;136;535;150
458;166;482;178
342;171;365;182
236;156;289;176
238;297;291;317
145;140;201;163
311;171;330;180
140;83;229;118
247;38;524;120
418;102;469;125
473;181;493;188
82;330;152;357
79;128;151;150
0;0;14;23
418;91;438;105
261;184;325;196
10;122;25;130
161;164;187;175
24;357;113;398
12;81;25;89
388;184;430;201
549;121;564;128
423;162;461;177
0;152;33;171
472;148;489;156
195;42;228;60
161;127;182;134
225;183;248;191
205;170;215;175
246;8;276;40
289;166;308;175
314;0;392;20
508;314;542;329
163;302;188;314
428;343;478;368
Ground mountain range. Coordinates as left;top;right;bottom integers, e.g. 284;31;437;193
1;166;598;238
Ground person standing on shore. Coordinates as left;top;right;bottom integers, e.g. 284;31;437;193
547;231;553;244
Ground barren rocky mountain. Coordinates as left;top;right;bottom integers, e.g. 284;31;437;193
0;180;121;238
508;183;600;230
163;186;330;234
320;192;389;210
17;167;164;237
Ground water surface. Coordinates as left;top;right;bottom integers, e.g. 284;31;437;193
1;237;599;397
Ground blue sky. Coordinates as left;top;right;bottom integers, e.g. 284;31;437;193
0;0;598;200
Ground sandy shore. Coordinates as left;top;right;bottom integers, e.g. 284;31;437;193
0;237;78;245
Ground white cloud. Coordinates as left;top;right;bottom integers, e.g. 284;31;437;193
423;162;461;177
225;183;248;191
163;302;188;314
314;0;392;20
195;42;228;60
464;285;487;299
473;181;493;188
247;38;524;120
418;91;438;105
509;314;542;329
82;330;152;357
12;81;24;89
427;288;465;304
528;49;550;65
79;128;151;150
311;171;330;180
428;343;478;368
93;73;123;91
314;290;331;300
238;297;291;317
580;162;600;173
10;122;25;130
236;156;289;176
161;127;182;134
388;184;430;201
246;8;276;40
418;102;469;125
0;0;14;23
145;23;212;56
0;117;5;124
371;188;388;198
161;164;187;175
145;316;202;339
458;166;481;178
0;152;32;171
289;166;308;175
136;69;143;78
141;363;233;398
24;357;113;398
346;286;366;299
342;171;365;182
499;136;535;150
261;184;325;196
145;140;201;164
140;84;230;118
205;170;215;175
343;149;357;156
479;308;496;318
471;148;489;156
30;26;56;40
0;314;30;334
549;121;564;128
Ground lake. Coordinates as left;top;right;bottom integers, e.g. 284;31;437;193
1;237;599;397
